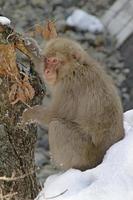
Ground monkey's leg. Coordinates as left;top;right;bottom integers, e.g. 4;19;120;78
49;120;103;170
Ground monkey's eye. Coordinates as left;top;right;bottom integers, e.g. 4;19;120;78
46;57;59;65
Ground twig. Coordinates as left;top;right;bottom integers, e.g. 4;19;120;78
0;188;17;200
0;170;34;182
0;192;18;199
21;100;32;108
45;189;68;199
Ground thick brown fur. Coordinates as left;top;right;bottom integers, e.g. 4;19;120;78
23;37;124;170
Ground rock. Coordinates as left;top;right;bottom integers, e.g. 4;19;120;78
52;0;63;6
31;0;46;7
62;0;79;8
115;63;124;69
66;9;104;33
122;93;130;102
65;7;76;16
0;124;5;137
95;35;105;46
37;126;49;150
123;68;130;74
35;148;50;167
92;52;106;62
65;30;84;41
122;87;127;93
37;164;60;184
117;74;126;86
56;19;66;32
0;78;2;85
107;56;120;66
84;32;96;43
24;6;37;21
37;135;49;151
37;126;48;139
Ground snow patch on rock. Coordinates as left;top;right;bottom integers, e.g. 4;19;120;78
66;9;104;33
0;16;11;25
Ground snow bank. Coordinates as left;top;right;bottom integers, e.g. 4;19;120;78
36;110;133;200
0;16;11;25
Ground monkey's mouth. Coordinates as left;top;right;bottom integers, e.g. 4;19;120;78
45;68;51;75
45;65;57;75
44;65;58;76
44;66;58;84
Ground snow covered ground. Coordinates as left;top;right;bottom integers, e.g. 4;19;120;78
36;110;133;200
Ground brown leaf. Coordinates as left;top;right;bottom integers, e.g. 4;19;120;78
0;25;5;32
23;81;35;100
22;75;35;100
0;25;35;105
9;75;35;105
34;24;43;36
0;44;19;76
15;38;33;58
43;20;58;40
34;21;58;40
9;83;18;102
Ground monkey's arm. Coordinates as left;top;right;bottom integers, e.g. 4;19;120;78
24;37;43;59
23;38;45;79
22;105;52;126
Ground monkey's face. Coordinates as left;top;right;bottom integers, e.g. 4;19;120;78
44;54;66;85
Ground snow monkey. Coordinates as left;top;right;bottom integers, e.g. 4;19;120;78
22;37;124;170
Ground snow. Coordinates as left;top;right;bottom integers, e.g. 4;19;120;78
0;16;11;25
66;9;104;33
36;110;133;200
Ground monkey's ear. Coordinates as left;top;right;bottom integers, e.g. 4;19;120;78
72;51;87;65
72;52;81;61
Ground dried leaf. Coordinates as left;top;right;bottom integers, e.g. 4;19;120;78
0;25;4;32
34;24;43;36
9;83;18;102
0;43;19;76
34;21;58;40
22;81;35;100
15;38;33;58
17;86;27;102
9;75;35;105
0;23;35;105
43;20;57;40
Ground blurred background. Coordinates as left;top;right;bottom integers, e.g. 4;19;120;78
0;0;133;184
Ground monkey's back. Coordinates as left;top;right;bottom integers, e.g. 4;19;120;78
49;63;124;170
76;62;124;155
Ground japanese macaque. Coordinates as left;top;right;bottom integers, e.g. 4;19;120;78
22;37;124;170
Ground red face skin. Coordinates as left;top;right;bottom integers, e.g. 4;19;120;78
44;54;74;85
44;57;59;85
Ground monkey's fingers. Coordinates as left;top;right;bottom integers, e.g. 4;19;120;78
23;37;42;58
22;108;36;124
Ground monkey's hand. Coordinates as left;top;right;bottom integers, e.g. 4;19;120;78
23;37;43;58
22;105;51;126
22;105;43;124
